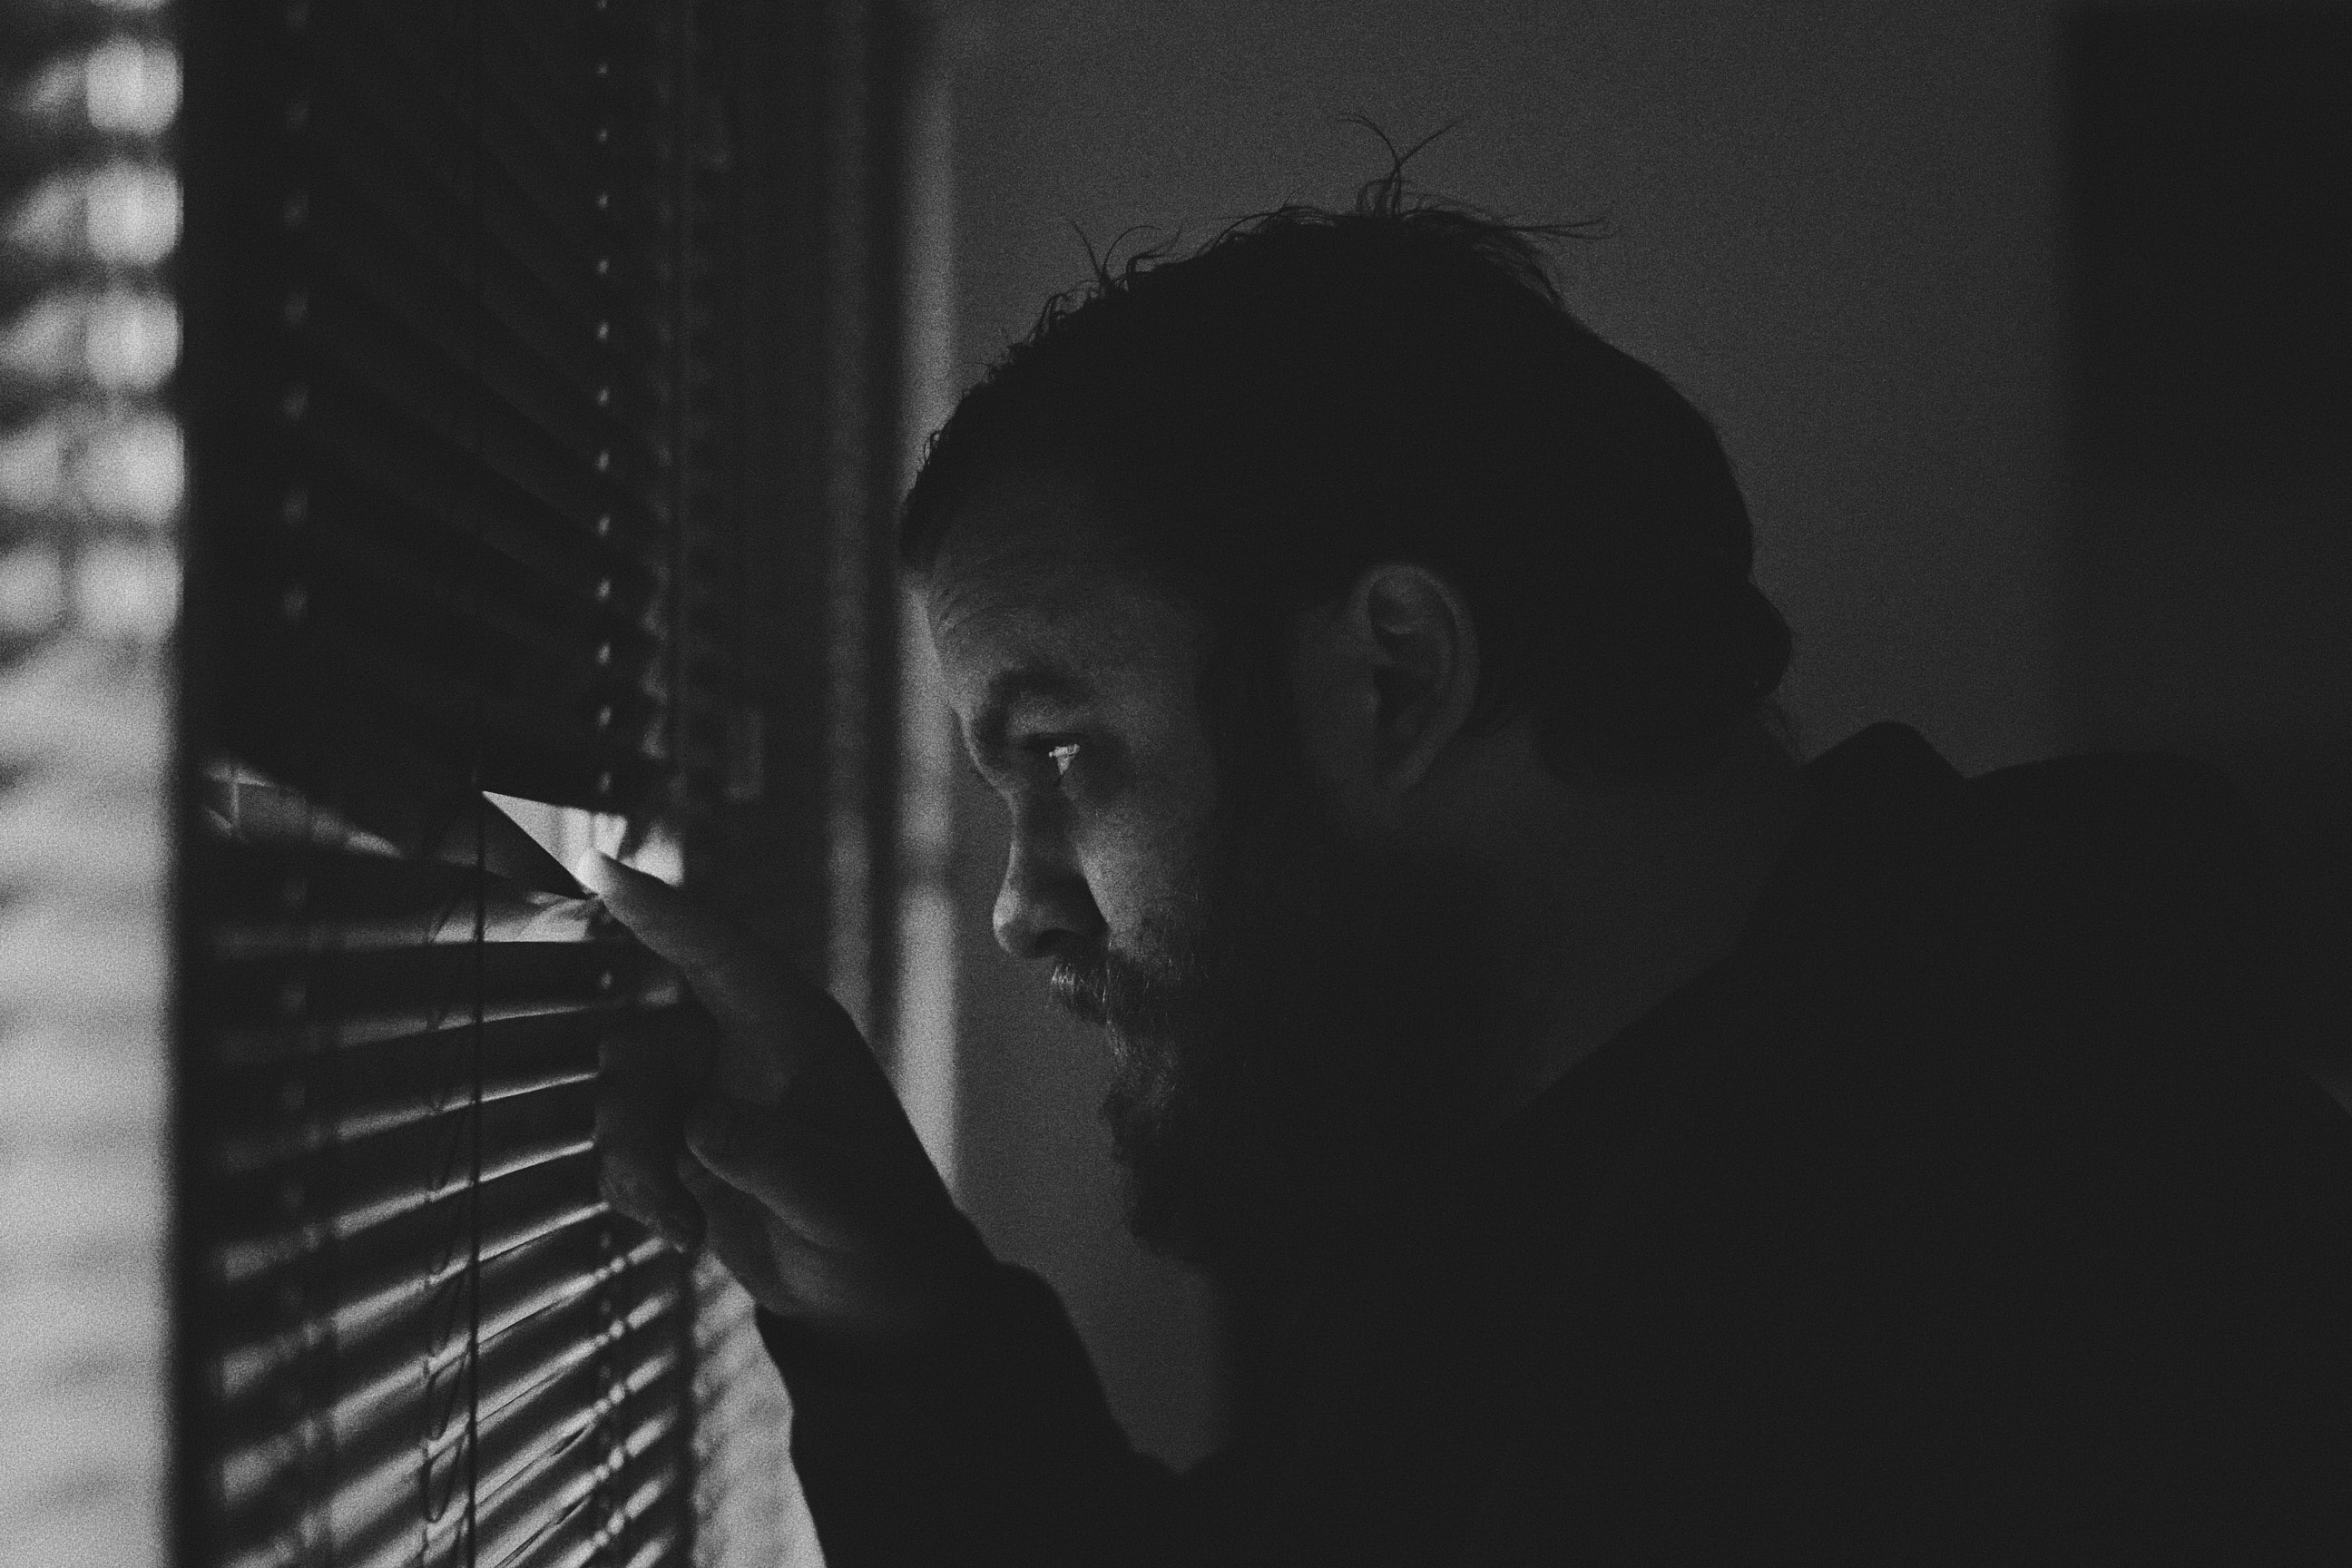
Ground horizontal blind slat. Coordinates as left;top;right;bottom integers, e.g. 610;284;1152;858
183;0;698;1559
288;386;671;584
211;1262;678;1538
198;780;587;896
208;1076;598;1261
211;1220;660;1438
207;1148;603;1332
197;4;669;330
205;1005;691;1158
202;942;659;1058
319;1326;685;1568
285;354;670;561
207;1009;608;1159
475;1398;685;1568
266;271;667;503
290;450;665;617
214;543;666;763
483;1463;683;1568
199;862;601;960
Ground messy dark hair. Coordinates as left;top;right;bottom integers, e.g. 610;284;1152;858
902;165;1794;779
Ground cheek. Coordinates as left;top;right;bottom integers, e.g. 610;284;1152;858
1073;783;1220;950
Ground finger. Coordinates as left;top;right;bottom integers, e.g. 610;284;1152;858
681;1093;938;1255
679;1155;785;1297
596;1021;709;1248
597;1122;703;1249
579;853;838;1105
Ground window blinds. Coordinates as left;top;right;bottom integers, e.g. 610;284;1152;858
175;3;787;1564
0;0;182;1563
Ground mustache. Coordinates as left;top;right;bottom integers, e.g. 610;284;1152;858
1048;950;1112;1025
1048;936;1207;1034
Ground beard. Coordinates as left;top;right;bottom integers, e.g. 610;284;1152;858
1047;714;1494;1289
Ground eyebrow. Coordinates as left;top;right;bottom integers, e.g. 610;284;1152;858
969;665;1096;763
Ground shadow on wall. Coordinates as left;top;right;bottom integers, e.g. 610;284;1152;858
2060;7;2352;1083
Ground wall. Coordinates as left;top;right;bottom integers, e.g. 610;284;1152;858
2058;5;2352;1088
926;0;2338;1472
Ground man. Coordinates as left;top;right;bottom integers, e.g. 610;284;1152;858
592;185;2352;1563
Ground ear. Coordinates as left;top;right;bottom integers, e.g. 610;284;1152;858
1291;562;1480;828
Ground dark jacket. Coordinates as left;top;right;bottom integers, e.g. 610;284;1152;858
762;724;2352;1564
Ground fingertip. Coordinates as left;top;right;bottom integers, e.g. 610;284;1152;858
573;848;626;899
682;1098;736;1164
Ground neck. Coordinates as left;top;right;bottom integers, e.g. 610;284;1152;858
1462;724;1811;1122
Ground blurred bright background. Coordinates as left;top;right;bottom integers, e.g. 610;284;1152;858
0;2;181;1562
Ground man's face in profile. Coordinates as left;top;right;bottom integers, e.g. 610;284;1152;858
923;475;1486;1278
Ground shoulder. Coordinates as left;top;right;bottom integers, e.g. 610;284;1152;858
1935;749;2315;1039
1956;748;2274;909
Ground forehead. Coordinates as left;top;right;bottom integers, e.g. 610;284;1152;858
919;475;1203;718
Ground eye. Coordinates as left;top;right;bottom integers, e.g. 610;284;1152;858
1044;740;1081;786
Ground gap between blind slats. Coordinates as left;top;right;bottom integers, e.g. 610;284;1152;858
201;0;651;329
211;1058;597;1179
321;1343;684;1568
474;1400;684;1568
530;1517;679;1568
260;258;668;493
213;1220;662;1431
290;143;669;404
211;1268;680;1544
205;592;663;816
309;16;628;289
481;1460;682;1568
212;1267;675;1524
204;1004;690;1188
268;1158;600;1328
211;982;659;1066
219;1366;685;1568
287;334;670;545
201;1002;680;1130
217;536;667;755
291;387;669;592
209;1109;606;1279
205;608;668;830
197;838;603;926
204;881;604;962
329;0;669;261
284;364;671;594
204;1154;603;1357
289;139;664;400
225;514;669;719
203;942;654;1044
290;470;662;658
209;1075;596;1259
292;451;663;622
305;1427;682;1568
207;1010;615;1163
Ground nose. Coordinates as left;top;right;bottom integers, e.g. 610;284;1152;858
992;812;1102;961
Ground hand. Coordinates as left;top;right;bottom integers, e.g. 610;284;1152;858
585;853;991;1345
